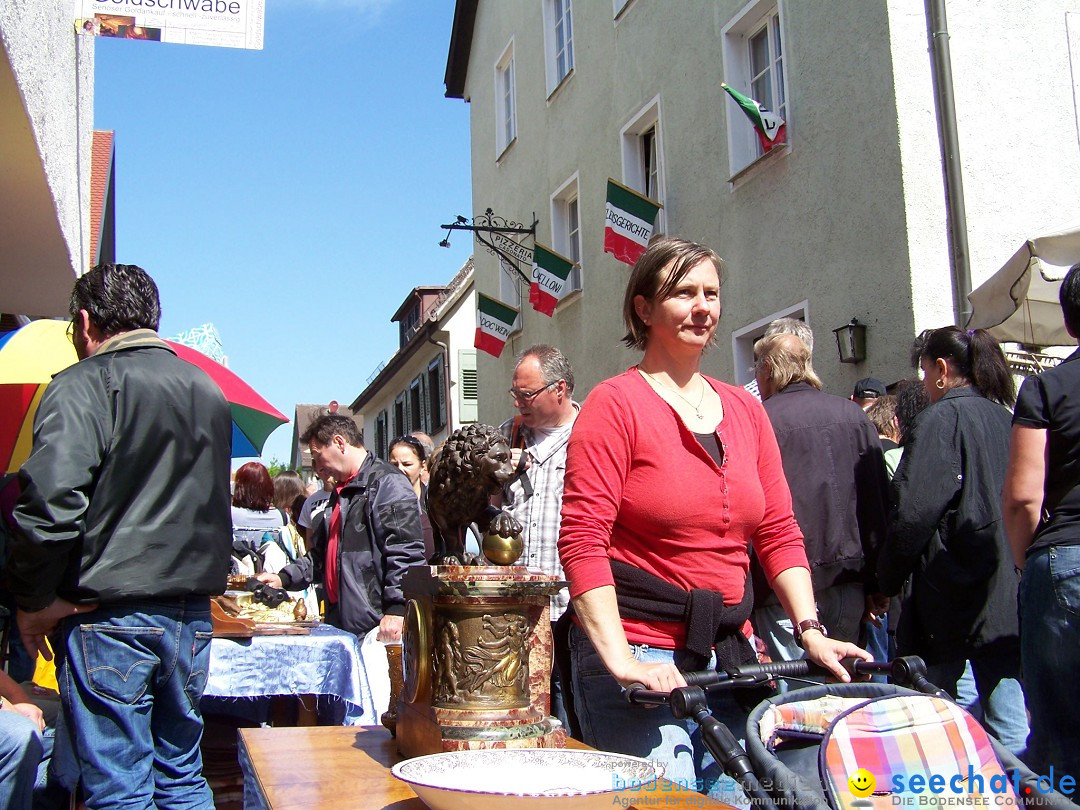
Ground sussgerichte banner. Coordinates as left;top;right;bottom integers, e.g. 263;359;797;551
75;0;264;51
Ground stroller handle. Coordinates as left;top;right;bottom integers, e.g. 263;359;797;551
625;656;943;704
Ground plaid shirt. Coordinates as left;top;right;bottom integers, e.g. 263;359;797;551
499;404;579;619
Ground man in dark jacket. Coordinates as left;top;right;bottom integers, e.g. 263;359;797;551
261;414;425;640
752;332;889;661
10;263;232;809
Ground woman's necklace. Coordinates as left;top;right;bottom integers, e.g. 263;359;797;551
641;370;705;419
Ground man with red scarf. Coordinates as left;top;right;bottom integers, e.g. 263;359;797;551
261;414;425;640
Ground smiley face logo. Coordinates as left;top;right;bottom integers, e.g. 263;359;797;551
848;768;876;798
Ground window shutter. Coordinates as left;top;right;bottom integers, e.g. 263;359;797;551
458;349;478;423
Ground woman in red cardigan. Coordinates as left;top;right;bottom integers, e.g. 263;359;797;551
557;237;868;806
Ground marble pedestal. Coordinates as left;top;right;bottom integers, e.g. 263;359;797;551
397;565;568;758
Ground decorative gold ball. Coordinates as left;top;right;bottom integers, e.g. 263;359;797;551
482;531;524;565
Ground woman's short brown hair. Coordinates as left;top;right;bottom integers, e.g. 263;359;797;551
621;237;726;350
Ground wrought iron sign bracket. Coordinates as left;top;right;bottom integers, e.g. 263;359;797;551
440;209;538;286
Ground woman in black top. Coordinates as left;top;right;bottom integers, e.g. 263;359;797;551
1004;263;1080;776
880;326;1029;757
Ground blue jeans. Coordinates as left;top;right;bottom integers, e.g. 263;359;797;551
569;625;754;809
1020;545;1080;776
58;597;215;810
925;653;1029;759
0;710;43;810
753;583;864;692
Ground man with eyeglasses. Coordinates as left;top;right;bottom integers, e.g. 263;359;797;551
498;344;579;727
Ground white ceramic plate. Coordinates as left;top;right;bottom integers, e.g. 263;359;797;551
392;748;664;810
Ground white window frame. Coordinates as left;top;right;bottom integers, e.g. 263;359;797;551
550;172;583;296
620;96;666;235
494;39;517;157
542;0;575;97
721;0;790;178
731;300;810;388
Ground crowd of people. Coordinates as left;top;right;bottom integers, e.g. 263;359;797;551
1;247;1078;809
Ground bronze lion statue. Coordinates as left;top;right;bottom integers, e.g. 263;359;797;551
425;424;522;565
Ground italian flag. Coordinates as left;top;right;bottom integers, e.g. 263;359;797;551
604;179;661;266
529;244;574;316
721;83;786;153
474;293;518;358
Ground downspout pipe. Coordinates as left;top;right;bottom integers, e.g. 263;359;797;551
925;0;973;326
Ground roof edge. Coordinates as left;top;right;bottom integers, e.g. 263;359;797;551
444;0;478;99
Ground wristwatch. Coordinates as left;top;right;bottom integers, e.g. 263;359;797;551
793;619;828;649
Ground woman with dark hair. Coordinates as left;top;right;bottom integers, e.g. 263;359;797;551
558;237;867;806
232;462;291;575
388;436;435;558
272;471;306;524
1003;263;1080;776
879;326;1028;756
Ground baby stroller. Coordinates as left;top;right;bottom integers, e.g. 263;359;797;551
627;657;1075;810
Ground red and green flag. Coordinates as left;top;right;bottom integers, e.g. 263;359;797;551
474;292;518;358
721;83;786;153
604;179;662;266
529;244;575;316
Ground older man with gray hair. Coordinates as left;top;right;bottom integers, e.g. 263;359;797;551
499;344;578;726
752;330;889;667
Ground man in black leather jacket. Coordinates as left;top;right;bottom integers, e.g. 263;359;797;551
10;263;232;809
260;414;425;640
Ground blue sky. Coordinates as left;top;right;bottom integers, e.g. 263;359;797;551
93;0;474;466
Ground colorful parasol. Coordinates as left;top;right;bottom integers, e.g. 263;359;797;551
0;319;288;472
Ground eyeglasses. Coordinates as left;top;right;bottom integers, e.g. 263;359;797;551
508;380;559;402
390;435;427;461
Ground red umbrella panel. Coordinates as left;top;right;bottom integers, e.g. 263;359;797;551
165;341;288;458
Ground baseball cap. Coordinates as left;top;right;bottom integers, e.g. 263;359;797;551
852;377;886;399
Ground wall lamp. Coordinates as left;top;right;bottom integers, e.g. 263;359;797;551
833;318;867;364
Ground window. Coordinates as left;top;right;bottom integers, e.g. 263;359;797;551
374;410;388;460
399;303;421;348
543;0;574;96
458;349;478;423
551;173;583;294
722;0;789;176
620;97;666;233
495;41;517;156
731;300;810;389
613;0;633;18
427;355;446;432
393;393;406;438
409;376;424;433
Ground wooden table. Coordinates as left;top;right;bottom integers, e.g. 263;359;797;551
238;725;734;809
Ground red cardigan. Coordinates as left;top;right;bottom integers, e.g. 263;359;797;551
558;369;808;647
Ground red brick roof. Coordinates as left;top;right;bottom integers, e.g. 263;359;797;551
89;131;114;267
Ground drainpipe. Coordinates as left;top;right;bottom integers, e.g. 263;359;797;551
925;0;973;326
428;336;453;433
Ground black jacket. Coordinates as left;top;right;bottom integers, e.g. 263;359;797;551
757;382;889;605
880;386;1019;663
277;453;425;636
11;331;233;610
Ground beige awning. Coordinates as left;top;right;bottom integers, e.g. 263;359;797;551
967;219;1080;346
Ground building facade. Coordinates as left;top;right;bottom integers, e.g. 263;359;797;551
445;0;1080;424
350;259;479;460
1;0;96;318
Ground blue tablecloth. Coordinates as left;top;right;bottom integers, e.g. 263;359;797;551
204;623;376;726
